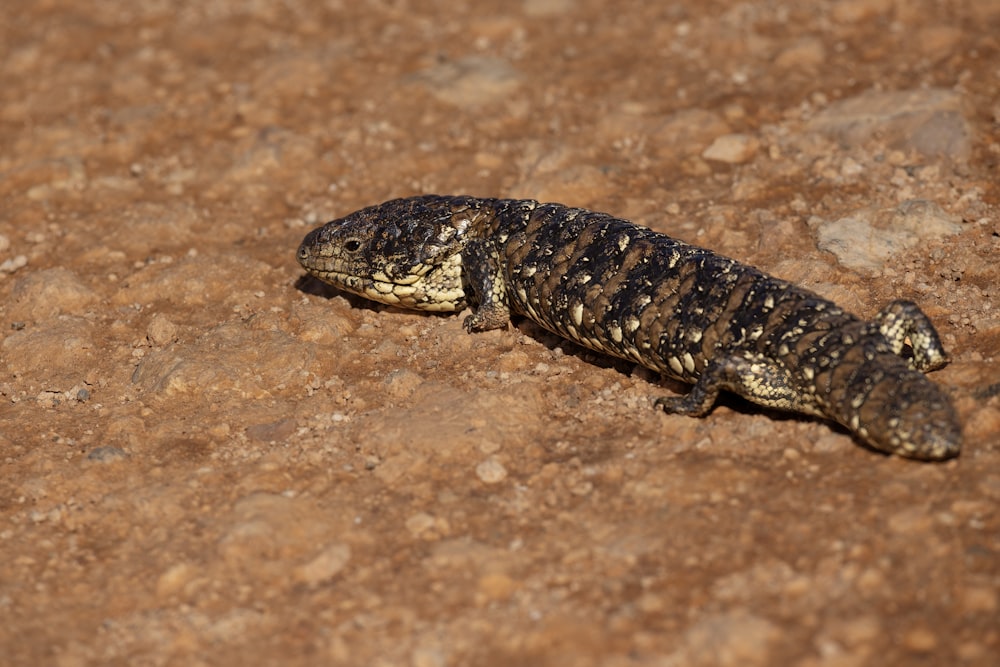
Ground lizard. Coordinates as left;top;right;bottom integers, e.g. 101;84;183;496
296;195;962;461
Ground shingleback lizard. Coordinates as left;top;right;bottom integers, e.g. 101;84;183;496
297;195;962;461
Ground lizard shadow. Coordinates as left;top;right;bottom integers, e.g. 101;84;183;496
513;315;875;452
296;274;368;307
297;275;880;456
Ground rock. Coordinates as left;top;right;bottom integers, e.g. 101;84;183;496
413;56;521;107
405;512;437;537
146;313;179;346
476;572;517;602
887;506;934;535
245;418;297;443
523;0;573;16
810;199;963;272
86;446;129;462
218;493;348;585
807;88;972;160
664;612;780;667
916;26;964;60
518;163;616;209
131;321;314;401
773;38;826;69
901;626;938;653
831;0;893;23
97;202;200;258
701;133;759;164
0;254;27;274
650;109;731;159
156;562;196;598
960;586;998;614
6;267;98;321
292;542;351;586
2;317;96;383
475;457;508;484
383;368;425;399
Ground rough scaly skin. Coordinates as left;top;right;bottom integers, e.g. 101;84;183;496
297;195;962;460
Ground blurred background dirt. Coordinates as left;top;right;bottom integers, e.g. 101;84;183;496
1;1;999;665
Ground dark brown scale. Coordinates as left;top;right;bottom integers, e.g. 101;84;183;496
297;195;962;460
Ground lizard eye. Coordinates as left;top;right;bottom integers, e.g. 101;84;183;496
343;239;362;252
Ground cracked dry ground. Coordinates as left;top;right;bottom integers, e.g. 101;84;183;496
1;1;999;666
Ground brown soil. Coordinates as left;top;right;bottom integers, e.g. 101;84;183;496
2;1;999;665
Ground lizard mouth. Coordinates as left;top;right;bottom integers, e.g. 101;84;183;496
303;267;411;305
302;267;465;312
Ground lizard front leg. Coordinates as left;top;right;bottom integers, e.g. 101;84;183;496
461;239;513;332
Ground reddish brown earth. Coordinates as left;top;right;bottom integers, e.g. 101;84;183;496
2;1;999;665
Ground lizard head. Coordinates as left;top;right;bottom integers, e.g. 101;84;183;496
297;196;474;312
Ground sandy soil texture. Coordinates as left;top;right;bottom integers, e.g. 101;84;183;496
2;1;999;665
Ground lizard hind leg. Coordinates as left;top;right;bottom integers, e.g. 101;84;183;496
655;352;815;417
874;300;949;372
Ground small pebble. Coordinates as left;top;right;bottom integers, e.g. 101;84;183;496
477;440;501;454
146;313;179;346
405;512;437;536
831;0;892;23
415;56;521;108
701;133;759;164
901;627;938;653
383;368;425;399
475;457;508;484
773;38;826;69
411;647;447;667
960;586;998;614
86;446;129;462
476;572;517;602
0;255;28;274
293;543;351;586
156;562;195;598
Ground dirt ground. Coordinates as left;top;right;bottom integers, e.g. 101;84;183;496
2;0;999;665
